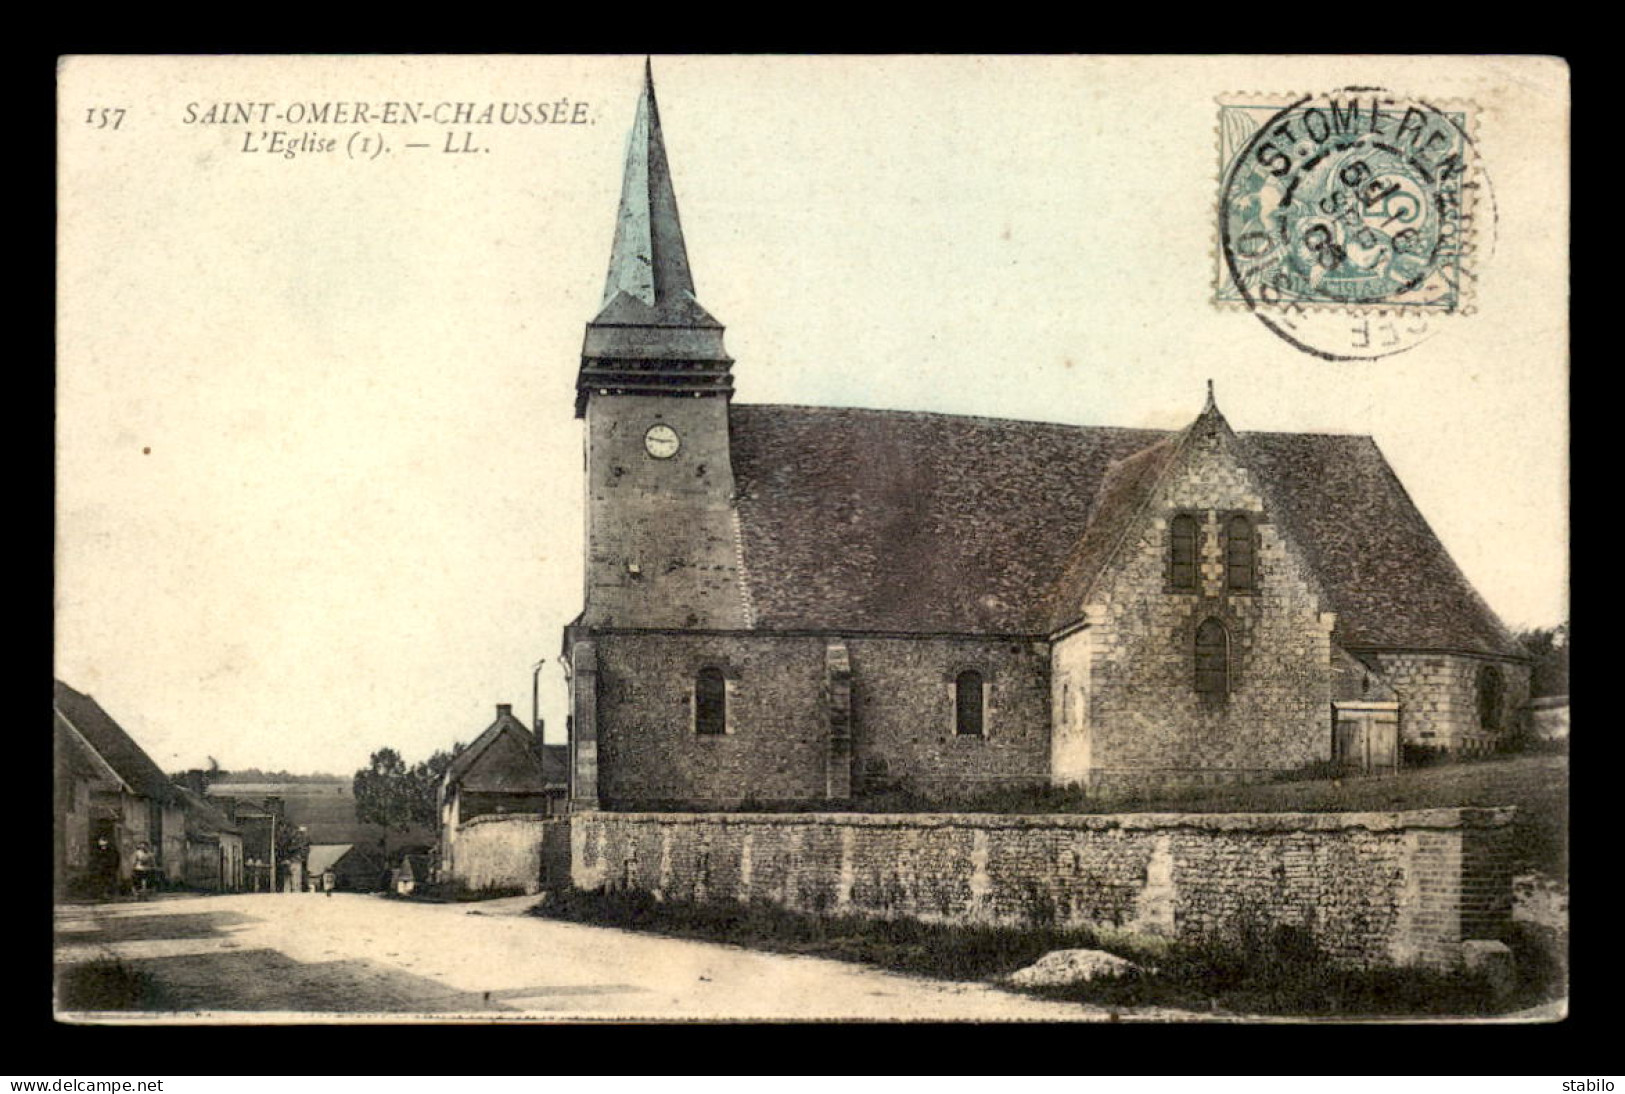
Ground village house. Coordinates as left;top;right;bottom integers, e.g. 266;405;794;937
178;786;244;893
211;795;284;893
305;843;384;893
439;704;567;882
392;853;434;896
54;679;189;895
559;66;1531;811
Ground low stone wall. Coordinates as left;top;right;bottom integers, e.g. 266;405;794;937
570;808;1515;969
447;814;568;895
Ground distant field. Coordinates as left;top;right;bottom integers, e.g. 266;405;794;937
207;779;431;848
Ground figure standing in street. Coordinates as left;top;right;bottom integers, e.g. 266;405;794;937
92;835;120;900
131;842;157;899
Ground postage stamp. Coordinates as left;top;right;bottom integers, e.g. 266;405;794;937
1217;89;1494;360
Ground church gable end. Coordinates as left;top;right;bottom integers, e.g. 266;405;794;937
1059;392;1337;789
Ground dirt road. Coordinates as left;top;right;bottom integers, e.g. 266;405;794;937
55;892;1132;1022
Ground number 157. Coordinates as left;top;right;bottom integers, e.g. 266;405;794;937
85;107;125;130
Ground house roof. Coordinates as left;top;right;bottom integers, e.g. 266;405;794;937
177;786;241;838
53;680;184;805
444;708;551;794
538;744;569;786
56;710;127;790
307;844;356;875
726;404;1521;657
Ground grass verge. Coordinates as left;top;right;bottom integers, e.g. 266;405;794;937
533;886;1562;1017
632;754;1568;878
56;957;168;1012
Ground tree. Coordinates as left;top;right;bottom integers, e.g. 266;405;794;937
276;820;311;874
1518;623;1569;698
353;748;418;833
353;743;466;833
421;744;466;796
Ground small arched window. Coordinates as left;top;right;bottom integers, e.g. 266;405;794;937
1225;515;1256;591
695;667;728;735
1195;618;1230;698
1169;514;1199;591
1477;664;1505;730
955;670;985;736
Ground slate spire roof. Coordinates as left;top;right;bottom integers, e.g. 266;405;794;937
578;61;731;415
600;58;699;315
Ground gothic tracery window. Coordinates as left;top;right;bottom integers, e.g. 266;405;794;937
1195;618;1230;698
1225;514;1256;592
1170;514;1198;591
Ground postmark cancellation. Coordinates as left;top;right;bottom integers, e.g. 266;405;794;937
1216;90;1494;359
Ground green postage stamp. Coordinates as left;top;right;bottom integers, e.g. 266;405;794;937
1217;90;1492;359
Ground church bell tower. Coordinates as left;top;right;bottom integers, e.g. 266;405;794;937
575;61;751;631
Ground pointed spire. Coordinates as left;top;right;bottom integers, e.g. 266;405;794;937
1193;378;1230;440
578;60;732;417
600;59;698;313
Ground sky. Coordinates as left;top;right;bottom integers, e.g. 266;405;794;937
56;55;1568;776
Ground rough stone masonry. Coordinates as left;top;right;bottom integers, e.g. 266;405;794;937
570;807;1515;970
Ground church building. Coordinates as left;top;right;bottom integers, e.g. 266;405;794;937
561;65;1530;810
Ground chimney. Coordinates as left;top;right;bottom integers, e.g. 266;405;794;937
497;703;512;719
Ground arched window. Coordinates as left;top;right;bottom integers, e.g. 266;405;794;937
1477;664;1505;730
695;667;727;735
1195;618;1229;698
1225;514;1256;591
955;670;985;736
1169;514;1199;591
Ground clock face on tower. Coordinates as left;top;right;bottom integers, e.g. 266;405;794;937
643;423;681;459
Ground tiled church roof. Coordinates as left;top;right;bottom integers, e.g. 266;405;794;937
1041;434;1180;632
728;404;1522;657
1241;431;1522;657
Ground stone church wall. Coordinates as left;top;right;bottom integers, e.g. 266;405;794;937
846;636;1050;796
1082;423;1335;788
1362;652;1532;754
570;807;1516;970
595;633;831;807
592;632;1051;808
